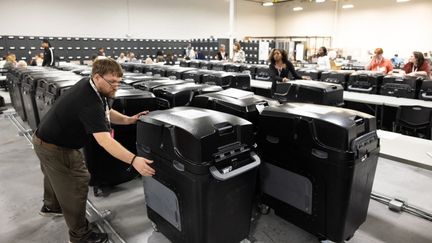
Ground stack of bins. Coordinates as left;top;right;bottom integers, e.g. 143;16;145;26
152;83;223;107
137;107;261;243
257;103;380;242
191;88;279;130
36;75;82;122
21;71;69;130
8;67;48;121
84;87;169;189
273;80;344;107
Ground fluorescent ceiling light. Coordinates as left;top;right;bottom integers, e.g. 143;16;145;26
262;2;274;6
316;0;326;3
396;0;410;2
342;4;354;9
293;6;303;11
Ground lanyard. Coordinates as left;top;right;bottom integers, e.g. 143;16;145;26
89;78;111;126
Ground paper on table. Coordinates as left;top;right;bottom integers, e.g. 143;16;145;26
377;130;401;140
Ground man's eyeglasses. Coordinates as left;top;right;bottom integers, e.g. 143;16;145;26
99;74;121;89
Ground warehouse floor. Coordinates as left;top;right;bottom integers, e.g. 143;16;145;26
0;90;431;243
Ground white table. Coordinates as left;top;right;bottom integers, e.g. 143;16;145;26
250;79;272;89
377;130;432;171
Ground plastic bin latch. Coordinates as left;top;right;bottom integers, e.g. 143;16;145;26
214;122;234;136
351;131;379;159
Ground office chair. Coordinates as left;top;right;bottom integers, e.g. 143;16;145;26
393;105;432;139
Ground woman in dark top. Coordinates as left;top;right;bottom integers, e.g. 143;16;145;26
269;48;301;93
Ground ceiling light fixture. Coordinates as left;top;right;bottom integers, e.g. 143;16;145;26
293;6;303;11
396;0;410;2
262;2;274;6
316;0;326;3
342;4;354;9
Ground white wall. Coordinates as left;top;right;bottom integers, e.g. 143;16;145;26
235;0;276;39
0;0;274;40
276;0;432;62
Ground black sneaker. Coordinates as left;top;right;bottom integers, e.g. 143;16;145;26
69;232;108;243
39;205;63;217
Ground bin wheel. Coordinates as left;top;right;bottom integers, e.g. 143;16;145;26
258;204;270;215
345;235;353;241
151;222;159;232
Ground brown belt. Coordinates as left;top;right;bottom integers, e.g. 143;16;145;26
33;134;62;150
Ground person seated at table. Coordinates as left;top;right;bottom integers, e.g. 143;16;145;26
365;48;393;74
401;51;431;79
268;48;301;93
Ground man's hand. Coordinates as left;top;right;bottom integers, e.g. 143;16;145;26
130;111;149;124
133;156;155;176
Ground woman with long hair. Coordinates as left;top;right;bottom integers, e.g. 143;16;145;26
402;51;431;78
268;48;301;93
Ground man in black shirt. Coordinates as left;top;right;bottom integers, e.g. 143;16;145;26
33;58;155;243
41;39;55;66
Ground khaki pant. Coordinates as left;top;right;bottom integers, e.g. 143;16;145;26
33;135;91;242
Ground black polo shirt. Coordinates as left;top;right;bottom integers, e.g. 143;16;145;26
37;77;110;149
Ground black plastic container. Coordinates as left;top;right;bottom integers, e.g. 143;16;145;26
137;107;260;243
257;103;380;242
297;68;322;81
84;88;169;188
134;79;193;93
254;65;271;81
380;74;422;98
347;71;384;94
419;79;432;101
36;76;81;121
191;88;279;127
320;70;354;90
273;80;344;106
153;83;223;107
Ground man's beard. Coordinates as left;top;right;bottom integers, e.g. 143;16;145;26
101;89;116;98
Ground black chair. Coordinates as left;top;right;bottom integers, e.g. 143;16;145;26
393;105;432;139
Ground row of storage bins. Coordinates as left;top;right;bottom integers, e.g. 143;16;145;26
6;64;379;243
123;61;432;100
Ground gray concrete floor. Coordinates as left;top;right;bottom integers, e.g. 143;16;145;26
0;90;431;243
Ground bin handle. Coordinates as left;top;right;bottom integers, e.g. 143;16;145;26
348;85;373;92
421;93;432;99
209;152;260;181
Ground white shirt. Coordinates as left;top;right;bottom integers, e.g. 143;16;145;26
233;50;245;63
317;55;331;70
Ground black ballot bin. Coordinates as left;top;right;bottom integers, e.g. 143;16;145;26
296;68;322;81
21;71;69;130
347;71;384;94
419;79;432;101
380;74;422;98
36;76;81;121
256;103;380;242
84;88;169;190
320;70;354;90
122;75;168;87
165;67;197;80
191;88;279;129
153;83;222;107
133;79;193;92
273;80;344;106
8;67;48;121
137;107;260;243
